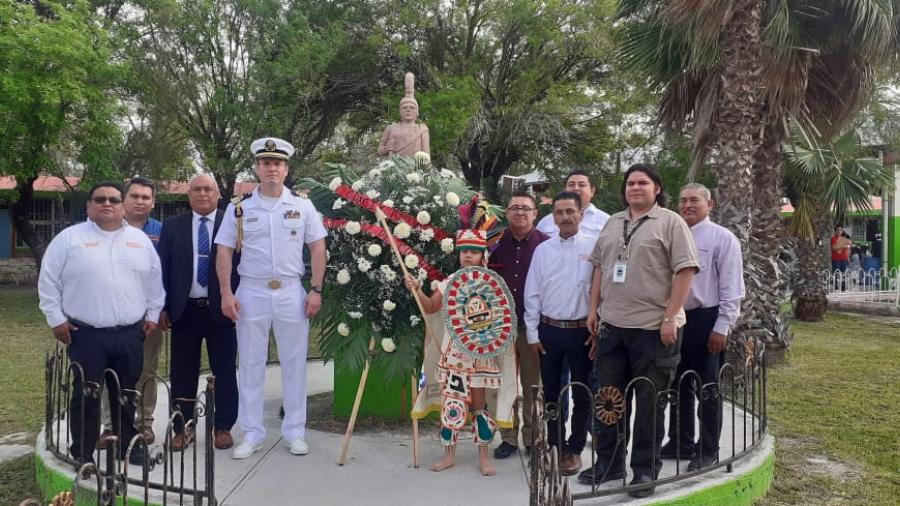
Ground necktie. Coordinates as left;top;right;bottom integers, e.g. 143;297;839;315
197;217;210;287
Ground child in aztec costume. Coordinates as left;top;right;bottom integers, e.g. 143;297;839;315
406;200;517;476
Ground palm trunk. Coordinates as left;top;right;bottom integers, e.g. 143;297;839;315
746;122;792;360
709;0;764;363
792;207;831;321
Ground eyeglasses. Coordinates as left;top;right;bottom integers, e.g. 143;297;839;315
506;206;535;213
91;196;123;205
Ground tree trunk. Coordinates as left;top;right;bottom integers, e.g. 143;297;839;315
9;175;47;265
792;205;831;321
745;122;792;355
709;0;764;363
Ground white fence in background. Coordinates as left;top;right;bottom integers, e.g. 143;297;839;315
824;267;900;306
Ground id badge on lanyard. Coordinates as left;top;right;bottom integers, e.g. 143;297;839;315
615;217;646;284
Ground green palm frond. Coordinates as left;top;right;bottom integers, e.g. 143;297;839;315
785;127;893;237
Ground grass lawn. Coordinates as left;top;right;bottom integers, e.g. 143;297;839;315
759;312;900;505
0;289;897;505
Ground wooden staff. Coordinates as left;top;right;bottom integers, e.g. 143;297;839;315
374;207;435;468
337;336;375;466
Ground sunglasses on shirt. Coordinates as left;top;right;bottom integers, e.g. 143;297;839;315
90;196;123;205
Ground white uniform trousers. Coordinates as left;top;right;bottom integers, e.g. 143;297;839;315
235;277;309;444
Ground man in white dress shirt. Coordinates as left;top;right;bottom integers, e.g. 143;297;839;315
661;183;745;470
524;191;596;476
215;137;328;459
536;170;610;238
38;182;165;467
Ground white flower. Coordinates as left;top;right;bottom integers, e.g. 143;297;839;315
394;222;411;239
383;300;396;312
410;315;421;327
365;189;380;199
337;323;350;336
328;177;342;191
381;337;396;353
380;264;397;281
336;269;351;285
377;159;395;171
345;221;361;235
402;196;414;204
416;211;431;225
351;180;364;191
404;254;419;269
382;199;394;208
446;192;460;206
367;244;382;257
416;269;427;282
332;198;345;210
414;151;430;164
405;173;422;184
348;311;363;319
440;238;454;253
419;228;434;241
441;169;457;179
430;280;441;291
357;259;371;272
368;168;382;177
434;198;443;206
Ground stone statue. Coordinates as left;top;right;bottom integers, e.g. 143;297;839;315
378;72;430;157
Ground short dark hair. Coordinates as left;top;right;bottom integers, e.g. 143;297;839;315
553;190;582;210
834;224;843;231
88;182;125;201
126;177;156;197
621;164;666;208
507;190;536;207
565;169;594;189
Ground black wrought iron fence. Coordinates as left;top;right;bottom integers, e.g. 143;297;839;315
529;337;767;505
44;345;217;505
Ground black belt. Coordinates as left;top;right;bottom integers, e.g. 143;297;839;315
188;298;210;308
540;315;588;329
686;306;719;315
68;319;142;332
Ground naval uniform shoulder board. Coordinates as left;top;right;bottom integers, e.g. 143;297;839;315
290;187;309;199
231;192;252;217
231;192;252;253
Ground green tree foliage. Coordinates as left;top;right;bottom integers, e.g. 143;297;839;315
375;0;652;195
0;0;122;261
125;0;390;199
785;129;893;321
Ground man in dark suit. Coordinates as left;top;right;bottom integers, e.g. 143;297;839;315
159;174;239;450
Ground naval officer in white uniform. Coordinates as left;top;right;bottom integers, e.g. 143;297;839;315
215;137;328;459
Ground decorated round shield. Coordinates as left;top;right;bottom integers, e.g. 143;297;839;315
442;266;516;359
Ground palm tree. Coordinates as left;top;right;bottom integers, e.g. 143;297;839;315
617;0;900;356
785;129;893;321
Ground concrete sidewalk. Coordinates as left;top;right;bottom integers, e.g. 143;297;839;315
37;360;774;505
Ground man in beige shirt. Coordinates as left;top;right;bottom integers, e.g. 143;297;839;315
577;164;699;500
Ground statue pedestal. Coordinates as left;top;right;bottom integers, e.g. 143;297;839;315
332;353;412;420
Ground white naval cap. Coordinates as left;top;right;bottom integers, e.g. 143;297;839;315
251;137;295;160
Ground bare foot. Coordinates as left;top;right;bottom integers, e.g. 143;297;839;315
431;450;455;472
479;447;496;476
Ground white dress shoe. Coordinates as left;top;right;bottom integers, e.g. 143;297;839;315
288;437;309;455
232;439;261;460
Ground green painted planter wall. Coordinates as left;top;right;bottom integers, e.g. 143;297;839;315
332;354;413;420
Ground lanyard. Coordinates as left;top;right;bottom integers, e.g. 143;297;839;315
620;217;648;260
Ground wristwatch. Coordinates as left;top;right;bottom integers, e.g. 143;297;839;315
311;284;324;294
